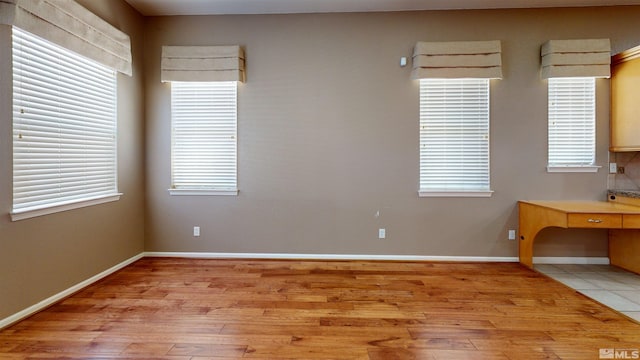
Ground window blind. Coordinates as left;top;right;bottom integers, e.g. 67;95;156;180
548;77;596;168
170;81;238;195
12;27;118;216
419;78;491;194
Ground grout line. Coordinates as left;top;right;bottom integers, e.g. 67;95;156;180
543;264;640;315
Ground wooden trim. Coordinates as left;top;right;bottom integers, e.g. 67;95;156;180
612;44;640;65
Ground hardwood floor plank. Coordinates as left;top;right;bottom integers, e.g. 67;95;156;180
120;342;175;355
262;308;426;320
0;330;100;342
429;349;511;359
233;299;353;310
220;323;411;338
93;332;232;344
167;343;248;357
7;340;129;355
318;317;429;327
243;344;371;359
367;347;437;360
0;258;639;359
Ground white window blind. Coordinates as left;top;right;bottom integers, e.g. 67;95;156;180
170;81;238;195
12;27;118;219
548;77;596;171
419;78;491;196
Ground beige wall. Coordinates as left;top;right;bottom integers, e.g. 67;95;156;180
144;7;640;258
0;1;145;320
5;3;640;323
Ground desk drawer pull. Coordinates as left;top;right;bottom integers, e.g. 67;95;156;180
567;214;621;228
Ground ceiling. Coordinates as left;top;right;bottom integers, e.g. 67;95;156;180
124;0;640;16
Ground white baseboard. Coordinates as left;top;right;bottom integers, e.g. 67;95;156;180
533;256;610;265
0;252;144;329
143;251;519;263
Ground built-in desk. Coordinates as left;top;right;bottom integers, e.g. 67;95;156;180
518;200;640;273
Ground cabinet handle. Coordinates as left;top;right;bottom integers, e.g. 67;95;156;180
587;218;603;223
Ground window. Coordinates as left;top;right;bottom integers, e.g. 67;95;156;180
419;78;492;197
547;77;598;172
170;81;238;195
11;27;119;221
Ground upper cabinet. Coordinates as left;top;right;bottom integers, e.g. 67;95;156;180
611;45;640;152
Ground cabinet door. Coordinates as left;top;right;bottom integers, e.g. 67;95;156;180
611;54;640;151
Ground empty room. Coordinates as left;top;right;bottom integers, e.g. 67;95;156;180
2;0;640;358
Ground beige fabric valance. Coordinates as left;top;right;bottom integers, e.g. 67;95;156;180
0;0;132;76
161;45;246;82
541;39;611;79
411;40;502;79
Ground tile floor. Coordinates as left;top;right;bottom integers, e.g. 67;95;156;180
535;264;640;323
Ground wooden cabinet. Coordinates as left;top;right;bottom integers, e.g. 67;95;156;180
623;214;640;228
611;45;640;151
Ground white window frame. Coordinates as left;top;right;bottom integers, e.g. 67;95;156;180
169;81;238;196
419;78;493;197
547;77;600;173
11;27;120;221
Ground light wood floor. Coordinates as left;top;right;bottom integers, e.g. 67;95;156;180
1;258;639;359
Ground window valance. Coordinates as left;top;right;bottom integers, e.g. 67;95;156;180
541;39;611;79
0;0;132;75
411;40;502;79
161;45;246;82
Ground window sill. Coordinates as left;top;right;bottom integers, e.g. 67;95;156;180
419;190;494;198
547;165;601;173
11;194;122;221
168;188;239;196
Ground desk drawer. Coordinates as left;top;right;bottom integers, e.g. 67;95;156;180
623;214;640;229
567;213;622;228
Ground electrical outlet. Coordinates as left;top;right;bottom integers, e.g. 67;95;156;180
610;163;617;174
193;226;200;237
378;228;386;239
508;229;516;240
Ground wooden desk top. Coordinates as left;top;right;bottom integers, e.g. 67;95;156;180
519;200;640;214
